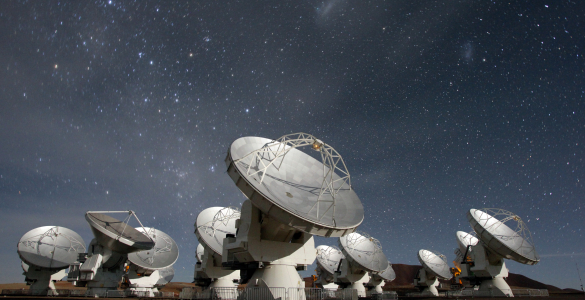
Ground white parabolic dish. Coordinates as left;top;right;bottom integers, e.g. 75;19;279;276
456;231;479;253
226;135;364;237
418;249;452;280
195;207;239;255
17;226;86;270
196;244;204;262
467;208;539;265
316;245;345;275
339;231;388;273
85;212;154;254
127;227;179;270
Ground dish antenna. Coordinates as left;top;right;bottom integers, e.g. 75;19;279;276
17;226;86;295
414;249;452;296
195;207;240;288
124;227;179;296
336;231;389;297
315;245;345;289
458;208;540;297
366;261;396;294
196;243;205;263
70;211;155;297
194;244;207;284
451;231;478;286
223;134;364;294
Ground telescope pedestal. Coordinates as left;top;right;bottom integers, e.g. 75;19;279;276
25;267;64;295
196;247;239;288
367;277;385;294
478;277;513;297
335;259;369;297
248;259;304;289
80;240;127;297
469;244;513;297
125;269;166;297
414;268;439;296
223;200;315;291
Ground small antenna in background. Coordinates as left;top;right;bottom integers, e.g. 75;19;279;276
577;263;584;294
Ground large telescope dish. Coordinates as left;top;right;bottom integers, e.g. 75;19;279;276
226;134;364;237
17;226;86;270
456;231;478;251
467;208;539;265
316;245;345;275
127;227;179;270
376;261;396;281
456;231;479;255
339;231;388;273
195;207;240;255
418;249;452;280
85;211;154;254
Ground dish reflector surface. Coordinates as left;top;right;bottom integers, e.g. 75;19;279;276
195;207;239;255
418;249;452;280
227;135;364;237
376;261;396;281
85;212;154;254
127;227;179;270
316;245;345;275
339;231;388;273
196;244;204;262
467;208;539;265
456;231;479;254
17;226;86;270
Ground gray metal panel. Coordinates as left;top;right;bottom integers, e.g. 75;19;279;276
417;249;452;280
338;232;388;273
17;226;86;270
85;212;154;254
127;227;179;270
195;207;239;256
227;136;364;236
467;209;539;265
316;245;345;275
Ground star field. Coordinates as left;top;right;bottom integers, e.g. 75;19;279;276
0;0;583;289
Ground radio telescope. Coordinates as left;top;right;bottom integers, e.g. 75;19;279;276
223;134;364;294
458;208;540;297
17;226;86;295
194;207;240;288
315;245;345;289
415;249;452;296
336;231;389;297
124;227;179;296
452;231;478;285
194;244;207;282
69;211;155;297
366;261;396;294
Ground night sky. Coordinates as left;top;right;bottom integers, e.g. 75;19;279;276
1;0;583;290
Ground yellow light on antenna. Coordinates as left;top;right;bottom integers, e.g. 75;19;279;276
312;139;323;151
